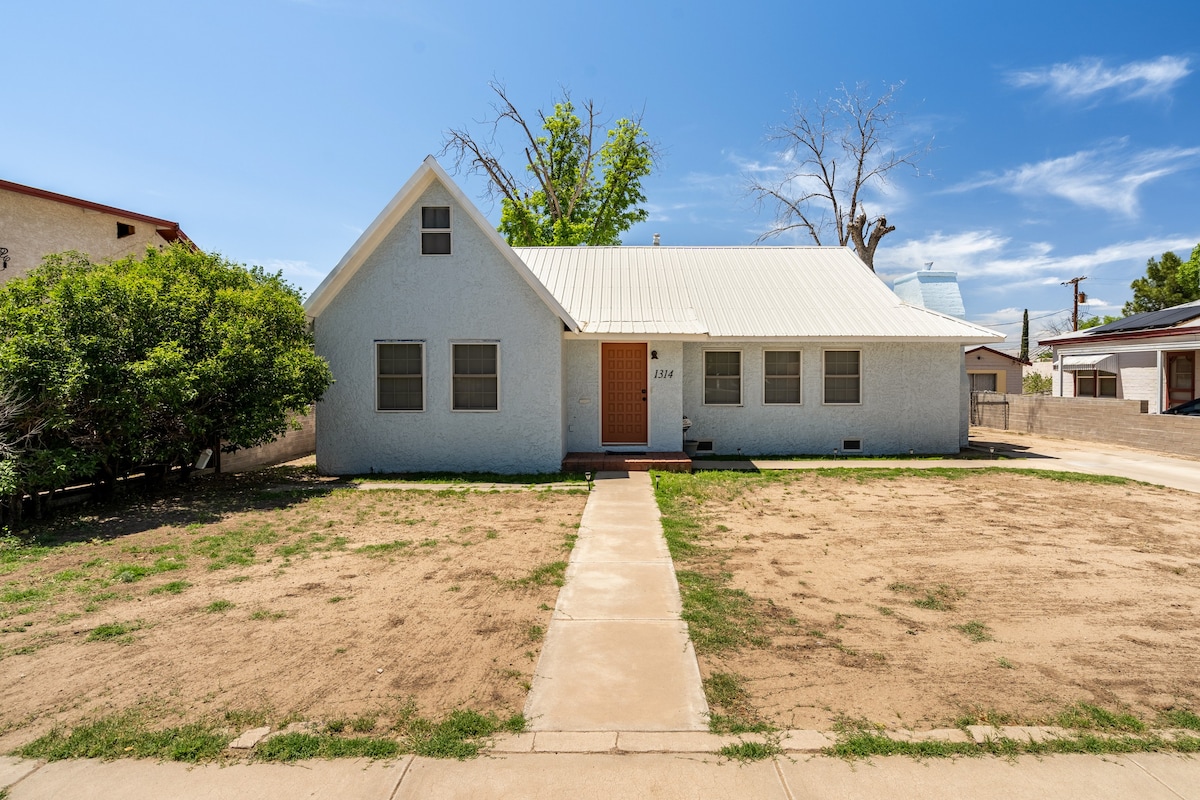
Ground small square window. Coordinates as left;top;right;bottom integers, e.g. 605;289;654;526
764;350;802;404
453;343;498;411
824;350;861;405
421;206;451;255
377;342;424;411
704;351;742;405
117;222;136;238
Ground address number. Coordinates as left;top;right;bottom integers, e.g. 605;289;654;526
653;369;674;379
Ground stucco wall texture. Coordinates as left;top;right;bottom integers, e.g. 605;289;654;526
314;184;566;475
0;189;169;282
678;341;966;455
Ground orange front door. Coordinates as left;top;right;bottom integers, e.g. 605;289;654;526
601;343;648;445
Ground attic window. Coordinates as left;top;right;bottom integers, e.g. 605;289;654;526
421;206;451;255
117;222;136;239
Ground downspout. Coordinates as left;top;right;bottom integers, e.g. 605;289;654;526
1156;349;1164;413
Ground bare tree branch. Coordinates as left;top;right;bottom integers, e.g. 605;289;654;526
747;82;930;271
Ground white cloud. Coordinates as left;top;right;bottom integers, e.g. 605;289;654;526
950;141;1200;217
878;231;1200;288
1008;56;1191;102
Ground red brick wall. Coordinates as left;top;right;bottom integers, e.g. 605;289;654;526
972;394;1200;459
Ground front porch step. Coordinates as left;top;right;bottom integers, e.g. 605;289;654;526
562;452;692;473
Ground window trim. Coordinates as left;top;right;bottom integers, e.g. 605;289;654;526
375;340;425;413
420;205;452;256
703;349;743;406
1075;368;1117;398
450;340;500;412
822;349;862;406
762;349;803;406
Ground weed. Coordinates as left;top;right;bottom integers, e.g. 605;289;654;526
16;712;229;762
248;610;287;621
86;621;143;644
717;739;782;761
953;621;993;642
193;523;278;570
356;540;412;557
911;585;959;612
512;561;567;588
675;570;766;653
1055;702;1146;733
148;580;191;596
1160;709;1200;730
350;715;376;733
254;732;399;762
328;596;346;604
205;600;235;614
527;624;545;642
996;657;1014;669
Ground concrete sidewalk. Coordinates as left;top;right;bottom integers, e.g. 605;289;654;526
523;471;708;731
5;751;1200;799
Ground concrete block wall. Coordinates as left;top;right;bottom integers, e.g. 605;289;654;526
220;411;316;472
973;394;1200;459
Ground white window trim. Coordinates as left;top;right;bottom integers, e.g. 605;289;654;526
420;205;452;256
375;340;425;413
762;349;803;406
450;340;500;412
822;349;863;406
703;349;743;406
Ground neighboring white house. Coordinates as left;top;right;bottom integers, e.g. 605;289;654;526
0;178;191;284
1040;300;1200;413
304;156;1003;474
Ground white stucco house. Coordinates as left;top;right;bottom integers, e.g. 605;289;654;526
1040;300;1200;412
304;157;1002;474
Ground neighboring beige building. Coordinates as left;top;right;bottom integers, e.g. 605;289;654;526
0;178;191;283
965;345;1028;394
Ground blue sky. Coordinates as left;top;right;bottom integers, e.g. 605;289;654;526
5;0;1199;349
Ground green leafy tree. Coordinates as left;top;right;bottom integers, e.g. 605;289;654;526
1023;372;1052;394
1124;245;1200;315
0;245;332;502
1078;314;1120;330
443;83;655;246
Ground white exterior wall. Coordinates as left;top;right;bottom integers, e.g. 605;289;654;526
563;339;685;452
314;183;565;474
1118;351;1158;409
0;189;172;282
679;341;965;455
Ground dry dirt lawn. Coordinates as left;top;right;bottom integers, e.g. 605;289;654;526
0;471;585;751
691;470;1200;731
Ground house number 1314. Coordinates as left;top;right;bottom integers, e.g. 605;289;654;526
653;369;674;379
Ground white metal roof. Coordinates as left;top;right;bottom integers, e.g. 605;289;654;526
515;246;1002;342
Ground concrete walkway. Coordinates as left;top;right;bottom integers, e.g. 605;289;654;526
523;471;709;731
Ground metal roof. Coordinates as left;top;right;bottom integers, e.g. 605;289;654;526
515;246;1002;342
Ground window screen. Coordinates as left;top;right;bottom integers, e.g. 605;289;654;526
421;206;451;255
764;351;801;404
704;351;741;405
453;343;498;410
377;342;423;411
824;350;861;404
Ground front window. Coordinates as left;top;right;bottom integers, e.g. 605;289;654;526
824;350;861;404
764;350;802;404
377;342;424;411
452;343;498;410
704;351;741;405
421;206;451;255
1076;370;1116;398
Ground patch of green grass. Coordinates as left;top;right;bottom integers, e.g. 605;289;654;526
86;621;143;644
204;600;235;614
193;523;279;570
1055;702;1146;733
111;557;187;584
1160;709;1200;730
997;657;1014;669
0;586;53;605
275;533;349;560
148;580;191;596
407;709;524;759
248;609;287;621
717;739;782;761
15;712;229;762
356;540;412;557
526;624;545;642
254;732;399;762
350;471;584;485
953;620;993;642
328;596;346;604
675;570;766;653
512;561;567;588
703;672;773;735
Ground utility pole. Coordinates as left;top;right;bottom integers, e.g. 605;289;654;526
1062;276;1088;330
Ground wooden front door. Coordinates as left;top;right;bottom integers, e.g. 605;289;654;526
1167;352;1195;408
601;343;648;445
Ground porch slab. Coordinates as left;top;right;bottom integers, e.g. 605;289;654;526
562;452;692;473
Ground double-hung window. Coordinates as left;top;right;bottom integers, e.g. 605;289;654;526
377;342;424;411
823;350;861;404
421;206;451;255
452;342;499;410
704;351;742;405
764;350;802;404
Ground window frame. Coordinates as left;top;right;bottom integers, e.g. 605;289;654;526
375;340;425;413
1075;369;1117;398
451;340;500;412
762;349;803;406
822;349;862;406
420;205;452;256
703;349;743;406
